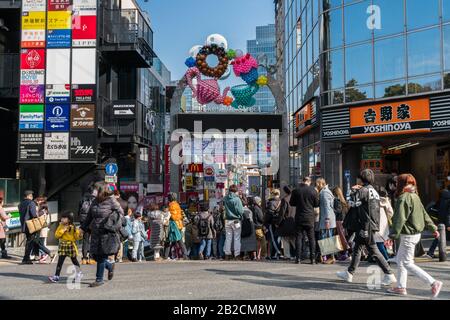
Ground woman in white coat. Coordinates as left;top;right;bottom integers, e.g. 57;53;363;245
374;187;394;261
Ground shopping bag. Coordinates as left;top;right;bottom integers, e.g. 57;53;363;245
25;215;48;234
318;235;344;256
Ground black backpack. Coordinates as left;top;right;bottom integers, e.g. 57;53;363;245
198;215;210;237
213;214;224;232
241;215;253;238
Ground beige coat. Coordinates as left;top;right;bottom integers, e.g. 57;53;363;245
0;207;10;239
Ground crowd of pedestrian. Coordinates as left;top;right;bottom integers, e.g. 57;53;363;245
7;169;449;297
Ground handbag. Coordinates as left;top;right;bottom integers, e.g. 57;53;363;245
25;215;47;234
318;235;344;256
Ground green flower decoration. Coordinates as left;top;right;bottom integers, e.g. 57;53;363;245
227;49;236;59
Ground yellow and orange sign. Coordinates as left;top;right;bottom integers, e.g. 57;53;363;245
350;98;431;138
47;10;72;30
22;12;46;30
295;101;313;137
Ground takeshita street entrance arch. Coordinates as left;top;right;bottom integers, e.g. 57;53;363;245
169;34;289;197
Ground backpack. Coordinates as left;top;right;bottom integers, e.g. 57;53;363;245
213;213;224;232
241;214;253;238
78;197;93;222
198;215;210;237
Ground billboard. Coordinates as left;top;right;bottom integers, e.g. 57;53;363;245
70;132;96;160
47;29;71;48
72;14;96;47
20;49;45;69
21;12;46;48
46;84;71;103
71;104;95;129
20;85;45;104
46;48;70;85
71;84;95;103
45;104;70;131
73;0;96;11
22;11;46;30
71;48;96;84
19;132;44;161
20;69;45;86
44;132;69;160
23;0;46;11
47;0;71;11
47;10;71;29
19;104;44;130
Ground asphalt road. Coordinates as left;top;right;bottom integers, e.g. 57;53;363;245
1;257;449;300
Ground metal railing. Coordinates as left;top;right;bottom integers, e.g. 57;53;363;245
0;53;19;98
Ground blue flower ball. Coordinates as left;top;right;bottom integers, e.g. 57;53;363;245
185;57;196;68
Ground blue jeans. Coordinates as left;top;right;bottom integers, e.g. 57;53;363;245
190;243;199;258
123;240;129;259
376;242;390;261
427;238;439;257
199;239;212;258
94;255;113;283
218;232;225;258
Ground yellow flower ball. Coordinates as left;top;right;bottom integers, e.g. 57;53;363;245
257;75;268;86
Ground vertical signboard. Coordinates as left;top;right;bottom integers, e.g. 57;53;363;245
19;0;98;163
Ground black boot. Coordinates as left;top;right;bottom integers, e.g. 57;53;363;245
1;251;11;259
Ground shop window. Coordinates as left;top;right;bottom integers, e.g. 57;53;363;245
344;0;372;45
408;74;442;94
345;43;373;86
407;28;441;77
372;0;404;38
406;0;440;31
375;80;406;98
374;36;406;82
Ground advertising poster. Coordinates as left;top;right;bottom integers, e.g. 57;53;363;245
44;132;69;160
72;48;96;84
72;14;97;47
71;104;95;129
22;11;46;30
70;132;96;160
47;29;71;48
45;104;70;131
73;0;97;11
21;29;46;48
20;69;45;86
23;0;46;12
46;48;70;85
46;84;71;103
18;132;44;161
20;49;45;70
20;85;45;104
21;11;46;47
19;104;44;130
47;10;71;29
71;84;96;103
47;0;71;11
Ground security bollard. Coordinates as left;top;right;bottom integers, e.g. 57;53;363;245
438;224;447;262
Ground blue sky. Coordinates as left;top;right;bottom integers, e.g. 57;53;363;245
138;0;275;82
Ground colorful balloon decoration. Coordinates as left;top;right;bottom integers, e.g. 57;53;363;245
184;34;269;109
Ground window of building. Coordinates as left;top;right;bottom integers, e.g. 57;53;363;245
296;17;302;50
345;43;373;86
328;49;345;89
408;74;442;94
372;0;404;38
344;0;372;44
323;0;342;11
444;0;450;22
406;0;440;31
346;84;373;102
313;24;320;62
407;28;441;77
374;36;406;82
444;24;450;71
325;8;343;49
375;80;407;98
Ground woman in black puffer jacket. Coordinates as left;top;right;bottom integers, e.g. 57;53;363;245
81;182;124;287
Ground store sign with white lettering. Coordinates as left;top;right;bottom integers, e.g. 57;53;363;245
46;84;71;103
71;84;95;103
44;132;69;160
18;132;44;161
112;102;136;119
71;104;95;129
70;132;96;160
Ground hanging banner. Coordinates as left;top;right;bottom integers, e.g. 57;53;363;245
47;0;71;11
70;132;96;160
19;104;44;130
20;85;45;104
18;132;44;161
47;29;71;48
45;104;70;131
46;84;71;103
44;132;69;160
47;10;71;29
72;14;97;47
23;0;46;12
70;104;95;129
71;84;96;103
21;49;45;70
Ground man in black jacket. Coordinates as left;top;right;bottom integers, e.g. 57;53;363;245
78;185;98;265
19;190;38;264
337;169;396;285
289;177;319;264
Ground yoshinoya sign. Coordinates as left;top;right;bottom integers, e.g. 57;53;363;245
112;101;136;119
71;104;95;129
350;98;431;138
44;132;69;160
70;132;96;160
71;84;95;103
45;103;70;131
18;132;44;160
46;84;71;103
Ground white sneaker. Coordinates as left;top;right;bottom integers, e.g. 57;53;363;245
431;281;443;299
381;273;397;286
336;271;353;283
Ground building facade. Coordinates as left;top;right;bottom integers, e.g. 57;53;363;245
247;24;277;113
278;0;450;202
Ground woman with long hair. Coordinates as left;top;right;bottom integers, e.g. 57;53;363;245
387;174;443;298
316;178;336;264
81;182;124;287
332;186;350;261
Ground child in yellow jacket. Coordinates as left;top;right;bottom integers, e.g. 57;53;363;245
48;211;83;283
